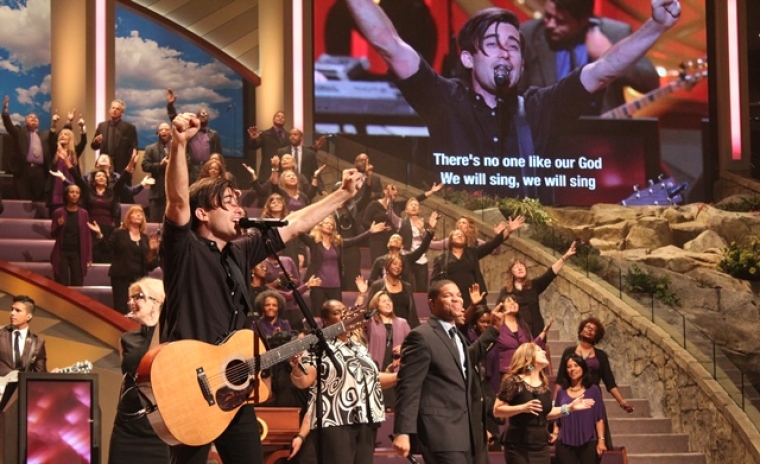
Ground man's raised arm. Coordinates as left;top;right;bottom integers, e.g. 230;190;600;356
580;0;681;93
164;113;199;225
343;0;421;80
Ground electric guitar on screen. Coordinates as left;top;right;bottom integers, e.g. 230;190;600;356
601;57;708;119
136;307;374;446
620;176;688;206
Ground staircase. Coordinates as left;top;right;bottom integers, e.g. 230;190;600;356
546;334;706;464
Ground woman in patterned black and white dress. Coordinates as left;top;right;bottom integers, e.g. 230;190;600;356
289;299;398;464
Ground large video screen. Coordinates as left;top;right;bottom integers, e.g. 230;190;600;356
312;0;708;206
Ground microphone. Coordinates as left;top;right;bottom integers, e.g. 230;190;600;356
238;218;289;229
494;65;511;86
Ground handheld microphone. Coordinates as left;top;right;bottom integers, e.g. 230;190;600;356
238;217;289;229
494;65;511;86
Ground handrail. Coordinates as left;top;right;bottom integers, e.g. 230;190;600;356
0;259;137;350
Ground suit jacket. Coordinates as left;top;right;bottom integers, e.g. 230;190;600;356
355;174;384;212
395;316;474;456
463;325;499;464
0;326;47;376
276;145;318;179
519;17;660;113
141;140;169;200
91;119;138;173
249;126;289;174
2;112;54;175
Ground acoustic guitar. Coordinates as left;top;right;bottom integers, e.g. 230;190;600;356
136;308;373;446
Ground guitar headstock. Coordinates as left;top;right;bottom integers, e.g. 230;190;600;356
679;57;708;90
621;176;688;206
58;360;93;374
341;305;376;332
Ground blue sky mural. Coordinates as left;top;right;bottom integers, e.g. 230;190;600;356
115;6;244;157
0;0;51;130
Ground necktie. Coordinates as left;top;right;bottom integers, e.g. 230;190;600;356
28;130;43;162
293;146;299;172
13;331;22;369
107;121;116;155
448;327;462;364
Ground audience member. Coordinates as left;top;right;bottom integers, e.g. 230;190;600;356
108;277;169;464
86;153;149;204
300;215;386;316
290;300;397;463
90;99;138;173
398;197;436;291
196;158;226;183
494;342;594;464
48;111;87;216
0;295;47;387
432;216;523;308
258;193;306;270
50;184;92;286
159;112;362;463
554;317;633;447
2;95;54;201
368;255;420;328
247;111;289;175
277;128;318;179
370;211;437;288
552;355;606;464
166;89;222;180
519;0;659;113
100;205;159;314
141;122;172;223
365;290;411;409
251;290;292;337
353;153;383;212
497;242;576;338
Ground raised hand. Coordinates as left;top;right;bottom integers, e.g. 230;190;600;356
148;232;160;250
49;170;66;181
368;221;389;234
568;393;595;412
126;149;138;173
490;303;505;327
77;114;85;128
507;215;525;233
247;126;261;140
652;0;681;28
427;211;439;230
307;275;322;288
469;283;486;306
140;175;156;187
242;163;257;181
87;221;102;237
52;110;60;126
2;95;8;113
355;275;368;294
166;88;177;104
428;181;444;195
341;169;362;196
171;113;200;143
67;108;77;122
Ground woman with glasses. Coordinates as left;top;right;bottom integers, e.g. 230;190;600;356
108;277;168;464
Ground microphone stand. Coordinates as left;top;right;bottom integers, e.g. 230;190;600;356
254;222;341;464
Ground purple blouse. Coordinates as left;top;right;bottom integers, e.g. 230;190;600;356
365;317;411;370
316;245;341;288
495;323;546;393
555;384;605;447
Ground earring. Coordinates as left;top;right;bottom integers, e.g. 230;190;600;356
526;365;534;372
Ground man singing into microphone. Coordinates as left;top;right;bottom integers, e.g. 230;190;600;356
343;0;682;198
159;113;362;464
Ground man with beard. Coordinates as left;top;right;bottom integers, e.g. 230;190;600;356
141;122;172;223
343;0;681;198
519;0;660;113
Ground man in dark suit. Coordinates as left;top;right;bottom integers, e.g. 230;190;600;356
276;128;318;179
0;295;47;384
166;89;222;181
90;99;138;173
141;122;172;223
519;0;660;113
393;280;476;464
247;110;288;176
353;153;383;212
2;95;53;201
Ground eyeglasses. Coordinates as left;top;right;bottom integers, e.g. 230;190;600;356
127;292;146;303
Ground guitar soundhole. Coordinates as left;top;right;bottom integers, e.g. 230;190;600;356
225;359;248;387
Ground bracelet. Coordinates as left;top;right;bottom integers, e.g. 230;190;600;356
561;256;568;262
599;437;605;441
294;434;306;442
560;404;570;416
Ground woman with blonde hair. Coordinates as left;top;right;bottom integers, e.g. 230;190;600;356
300;215;385;315
101;205;159;314
47;123;87;217
494;343;594;464
108;277;169;464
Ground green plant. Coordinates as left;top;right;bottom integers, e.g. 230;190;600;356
531;226;605;273
717;196;760;213
499;197;553;226
624;264;681;307
718;236;760;281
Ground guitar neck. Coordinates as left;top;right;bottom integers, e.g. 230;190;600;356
248;321;347;372
601;81;682;119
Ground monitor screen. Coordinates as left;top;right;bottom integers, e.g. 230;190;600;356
20;374;97;464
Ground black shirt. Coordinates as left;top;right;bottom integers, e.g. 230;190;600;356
160;219;284;344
